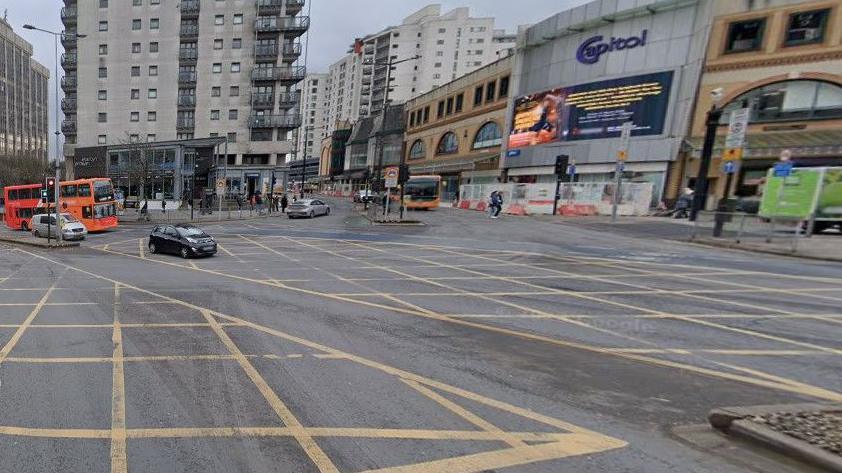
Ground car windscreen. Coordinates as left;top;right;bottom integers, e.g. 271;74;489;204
176;227;207;237
61;213;79;223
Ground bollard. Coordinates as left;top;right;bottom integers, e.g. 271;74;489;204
736;213;747;244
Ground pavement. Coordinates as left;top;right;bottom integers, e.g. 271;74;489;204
0;197;840;472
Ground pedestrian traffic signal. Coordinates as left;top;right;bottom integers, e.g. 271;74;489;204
398;164;410;184
554;155;570;176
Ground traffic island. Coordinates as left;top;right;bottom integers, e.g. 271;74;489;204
0;232;80;249
709;403;842;473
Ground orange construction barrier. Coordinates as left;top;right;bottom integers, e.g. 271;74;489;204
458;200;471;210
476;201;487;212
505;203;528;216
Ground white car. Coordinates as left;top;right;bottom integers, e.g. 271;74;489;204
31;213;88;241
287;199;331;218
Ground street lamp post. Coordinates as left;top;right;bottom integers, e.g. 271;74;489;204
23;25;86;243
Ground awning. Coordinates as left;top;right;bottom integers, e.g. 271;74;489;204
686;129;842;159
409;154;497;174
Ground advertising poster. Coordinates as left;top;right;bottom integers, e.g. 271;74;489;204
759;168;822;219
816;168;842;220
508;71;674;149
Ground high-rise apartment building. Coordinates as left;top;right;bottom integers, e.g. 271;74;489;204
0;18;50;163
322;5;515;137
295;72;328;160
61;0;309;191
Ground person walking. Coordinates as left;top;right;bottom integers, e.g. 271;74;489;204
161;198;167;214
280;194;288;214
488;191;498;218
491;191;503;219
236;194;243;218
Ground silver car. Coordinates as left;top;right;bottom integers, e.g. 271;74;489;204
287;199;330;219
31;213;88;241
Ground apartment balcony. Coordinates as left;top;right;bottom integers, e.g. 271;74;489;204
362;67;372;75
60;30;79;48
177;96;196;109
61;53;77;70
61;97;76;112
179;49;198;63
248;114;301;129
176;118;195;130
250;92;275;108
373;71;387;82
361;76;371;86
180;24;199;38
281;43;302;60
255;16;309;36
255;44;279;58
61;75;76;92
61;120;76;134
180;0;200;17
360;87;371;96
277;91;300;109
60;7;77;25
178;71;197;84
363;46;374;55
285;0;305;15
255;0;283;14
251;65;305;84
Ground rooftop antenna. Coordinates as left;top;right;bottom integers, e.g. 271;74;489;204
4;9;8;22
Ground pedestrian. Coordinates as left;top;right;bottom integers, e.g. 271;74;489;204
161;198;166;214
674;187;693;219
493;191;503;218
236;194;243;218
281;194;288;214
487;191;498;218
249;194;255;213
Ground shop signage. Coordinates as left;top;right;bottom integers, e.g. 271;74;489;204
577;30;648;65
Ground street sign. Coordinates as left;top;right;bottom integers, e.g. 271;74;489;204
724;107;750;160
384;166;399;188
722;160;736;174
566;164;576;176
506;149;521;158
215;178;225;192
616;161;625;173
773;161;794;177
617;122;632;161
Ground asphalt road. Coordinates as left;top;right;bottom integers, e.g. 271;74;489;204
0;196;840;473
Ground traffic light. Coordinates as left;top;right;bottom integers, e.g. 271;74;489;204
398;164;410;184
45;177;56;203
554;155;570;176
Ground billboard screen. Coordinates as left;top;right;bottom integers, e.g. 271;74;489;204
508;71;674;149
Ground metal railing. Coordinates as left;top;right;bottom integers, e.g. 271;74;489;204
178;71;197;83
61;120;76;133
250;92;274;106
254;44;278;57
255;16;310;34
251;66;305;82
61;97;76;111
277;91;300;108
179;49;198;60
282;42;302;57
61;75;77;90
60;7;77;22
180;0;200;15
61;53;77;68
176;118;195;128
690;211;808;253
60;30;79;47
248;114;301;128
180;24;199;36
177;96;196;107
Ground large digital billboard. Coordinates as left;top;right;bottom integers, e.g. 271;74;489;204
508;71;674;149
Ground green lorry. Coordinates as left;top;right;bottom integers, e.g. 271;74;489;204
759;166;842;234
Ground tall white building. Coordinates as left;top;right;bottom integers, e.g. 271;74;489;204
322;4;516;137
295;73;328;160
61;0;309;196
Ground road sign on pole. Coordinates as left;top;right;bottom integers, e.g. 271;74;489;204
723;108;749;161
384;166;399;188
617;122;632;161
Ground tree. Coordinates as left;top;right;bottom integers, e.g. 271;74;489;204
117;134;154;221
0;154;51;191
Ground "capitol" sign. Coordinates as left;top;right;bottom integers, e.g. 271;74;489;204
576;30;648;65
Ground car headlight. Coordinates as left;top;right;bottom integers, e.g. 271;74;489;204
186;237;198;244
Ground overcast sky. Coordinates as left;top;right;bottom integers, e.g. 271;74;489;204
2;0;586;140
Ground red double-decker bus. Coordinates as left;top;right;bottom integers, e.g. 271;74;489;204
3;183;42;230
3;178;118;232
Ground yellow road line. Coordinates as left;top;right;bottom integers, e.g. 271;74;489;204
138;238;145;259
197;309;339;473
0;283;58;363
110;283;128;473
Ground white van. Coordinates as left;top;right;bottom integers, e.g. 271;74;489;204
31;213;88;241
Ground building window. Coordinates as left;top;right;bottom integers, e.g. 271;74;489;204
129;134;140;143
99;0;108;7
472;122;502;149
99;67;108;78
132;42;141;53
436;132;458;155
232;38;242;49
147;134;156;142
784;9;829;47
99;44;108;55
233;14;243;24
98;113;107;123
98;90;107;100
433;73;441;79
486;80;496;102
436;40;444;45
446;97;453;115
227;132;237;143
214;39;223;50
719;80;842;123
132;19;141;30
725;18;766;53
473;85;483;106
438;28;446;33
99;21;108;31
147;111;157;122
423;106;430;123
434;62;442;68
499;76;510;98
131;66;140;77
133;0;141;6
211;86;221;97
131;89;140;99
212;63;222;73
437;101;444;118
130;112;139;122
148;88;157;98
150;18;159;29
230;86;240;96
229;109;238;120
149;42;159;52
455;93;463;112
409;140;425;160
210;110;220;120
148;65;158;76
98;135;107;144
151;0;160;4
215;15;224;25
230;62;241;73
